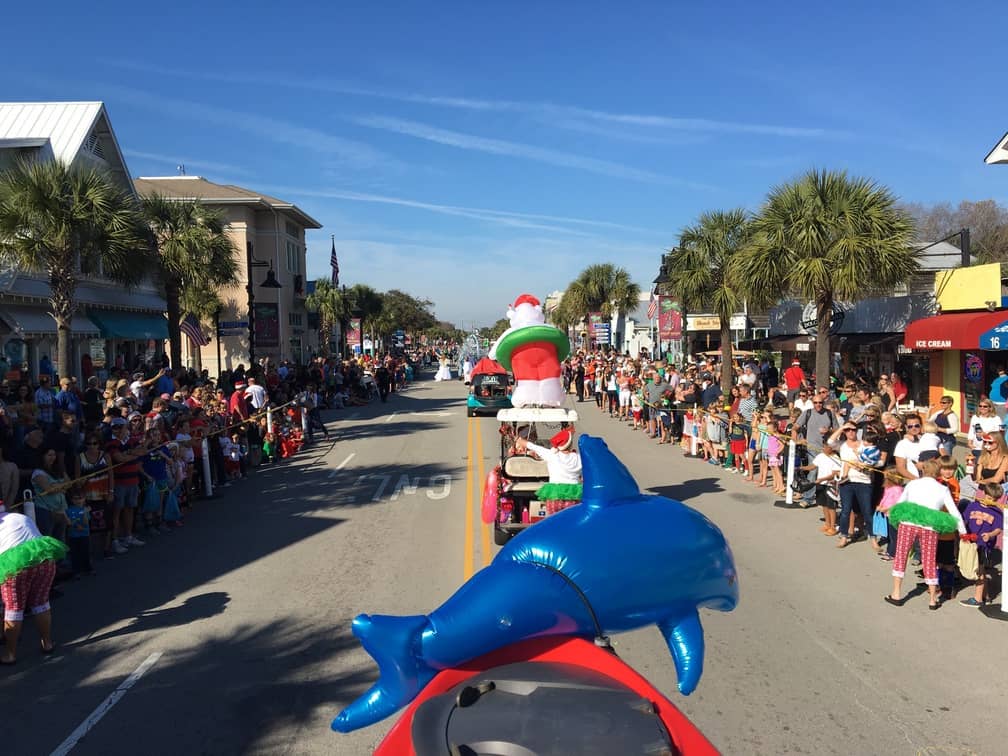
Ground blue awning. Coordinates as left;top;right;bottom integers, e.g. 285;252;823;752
88;310;169;340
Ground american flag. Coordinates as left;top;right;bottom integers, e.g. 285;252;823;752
330;235;340;285
179;312;210;346
647;290;658;320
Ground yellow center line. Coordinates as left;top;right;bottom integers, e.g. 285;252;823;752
463;416;474;580
477;416;491;567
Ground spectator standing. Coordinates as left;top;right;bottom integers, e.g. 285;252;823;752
928;396;959;456
967;399;1004;464
76;433;115;559
793;395;838;455
990;368;1008;421
783;359;807;403
35;375;56;433
893;413;923;481
244;376;267;411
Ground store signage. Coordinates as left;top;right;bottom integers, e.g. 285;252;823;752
89;339;106;368
347;318;363;348
979;320;1008;350
687;315;720;331
218;320;248;331
729;315;748;331
253;304;279;348
800;302;845;337
796;342;811;352
964;353;984;384
659;298;682;339
912;339;951;349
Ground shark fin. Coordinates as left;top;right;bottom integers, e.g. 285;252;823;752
331;613;433;733
579;435;641;507
658;609;705;695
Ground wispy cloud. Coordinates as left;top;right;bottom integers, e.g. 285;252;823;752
267;185;670;238
123;149;251;177
352;115;709;187
103;84;399;173
101;60;850;142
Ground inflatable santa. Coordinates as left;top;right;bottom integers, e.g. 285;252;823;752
490;294;570;407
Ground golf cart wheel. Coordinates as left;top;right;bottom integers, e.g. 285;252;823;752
493;525;511;546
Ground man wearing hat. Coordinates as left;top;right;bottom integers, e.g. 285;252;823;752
514;428;582;485
783;358;808;404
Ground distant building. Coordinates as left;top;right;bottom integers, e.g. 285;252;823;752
0;101;168;382
133;176;322;373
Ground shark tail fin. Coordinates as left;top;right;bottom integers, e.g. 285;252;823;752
331;613;433;733
579;435;641;507
658;609;705;696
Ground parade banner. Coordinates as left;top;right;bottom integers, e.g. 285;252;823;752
253;303;280;348
587;312;604;340
347;317;363;349
658;297;682;340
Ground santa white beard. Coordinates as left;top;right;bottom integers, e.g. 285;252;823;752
508;303;544;329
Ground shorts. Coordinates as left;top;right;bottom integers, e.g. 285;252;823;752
114;484;139;509
713;441;727;452
815;484;837;510
632;408;641;421
618;390;631;407
730;439;746;456
659;411;672;430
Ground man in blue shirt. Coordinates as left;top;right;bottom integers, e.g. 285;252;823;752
990;368;1008;421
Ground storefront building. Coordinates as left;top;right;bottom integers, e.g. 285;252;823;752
0;102;168;383
903;262;1008;433
133;177;322;374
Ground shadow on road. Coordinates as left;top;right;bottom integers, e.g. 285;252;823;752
648;476;724;502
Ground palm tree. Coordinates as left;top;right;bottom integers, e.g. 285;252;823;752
738;169;917;386
0;159;147;379
563;263;641;349
305;279;349;357
142;194;239;370
349;284;384;350
666;208;754;391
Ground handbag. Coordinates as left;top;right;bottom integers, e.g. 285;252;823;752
872;511;888;538
957;540;980;581
163;489;181;522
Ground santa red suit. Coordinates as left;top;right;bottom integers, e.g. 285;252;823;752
490;294;571;408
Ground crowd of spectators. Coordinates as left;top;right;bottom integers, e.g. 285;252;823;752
563;349;1005;610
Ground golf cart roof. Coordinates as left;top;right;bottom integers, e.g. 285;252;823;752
496;407;579;423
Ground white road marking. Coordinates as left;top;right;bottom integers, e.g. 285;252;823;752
327;453;355;479
385;412;398;423
50;651;162;756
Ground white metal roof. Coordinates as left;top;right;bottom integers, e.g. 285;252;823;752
0;102;133;190
985;131;1008;165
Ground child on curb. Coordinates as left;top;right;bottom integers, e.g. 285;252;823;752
728;412;748;475
803;446;842;532
65;485;93;576
960;482;1004;606
877;470;904;561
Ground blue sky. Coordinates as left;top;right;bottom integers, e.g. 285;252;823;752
4;1;1006;327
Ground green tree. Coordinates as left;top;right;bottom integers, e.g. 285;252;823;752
562;263;641;349
305;279;351;357
666;208;754;391
484;317;512;341
0;159;147;379
141;194;238;370
739;169;917;385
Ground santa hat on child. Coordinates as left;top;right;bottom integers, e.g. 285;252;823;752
550;428;575;451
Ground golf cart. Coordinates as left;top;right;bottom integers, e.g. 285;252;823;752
485;407;579;545
466;357;512;417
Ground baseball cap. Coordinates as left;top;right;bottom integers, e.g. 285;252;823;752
110;417;127;427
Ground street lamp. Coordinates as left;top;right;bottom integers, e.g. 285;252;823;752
246;240;282;366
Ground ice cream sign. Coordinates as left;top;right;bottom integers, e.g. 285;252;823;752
979;320;1008;350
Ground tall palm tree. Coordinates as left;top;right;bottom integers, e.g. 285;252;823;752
305;279;349;357
0;159;147;379
142;194;239;370
738;169;917;386
666;208;754;391
563;263;641;349
349;284;384;350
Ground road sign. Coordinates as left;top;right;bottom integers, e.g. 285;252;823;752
218;320;249;330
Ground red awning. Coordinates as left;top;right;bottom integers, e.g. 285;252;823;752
904;310;1008;350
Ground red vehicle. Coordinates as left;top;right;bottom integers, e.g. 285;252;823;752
375;635;718;756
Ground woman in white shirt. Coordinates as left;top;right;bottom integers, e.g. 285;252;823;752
884;459;966;610
966;399;1004;464
830;423;878;548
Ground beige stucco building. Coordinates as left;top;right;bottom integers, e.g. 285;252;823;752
133;177;322;375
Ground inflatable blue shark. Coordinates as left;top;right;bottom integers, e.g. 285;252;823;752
332;434;739;733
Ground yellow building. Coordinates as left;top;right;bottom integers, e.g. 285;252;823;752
134;177;322;374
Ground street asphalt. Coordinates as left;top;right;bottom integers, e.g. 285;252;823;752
2;373;1004;755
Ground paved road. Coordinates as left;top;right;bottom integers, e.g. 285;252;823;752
2;375;1005;755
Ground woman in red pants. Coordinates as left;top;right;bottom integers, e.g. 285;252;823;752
0;504;67;663
884;458;967;610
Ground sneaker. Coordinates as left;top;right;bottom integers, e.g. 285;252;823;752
112;540;128;555
126;535;145;547
959;597;982;607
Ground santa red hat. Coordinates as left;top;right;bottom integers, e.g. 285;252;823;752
513;293;540;308
550;428;574;451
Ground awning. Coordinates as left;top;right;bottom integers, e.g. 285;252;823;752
88;310;169;340
0;306;100;337
904;311;1008;351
